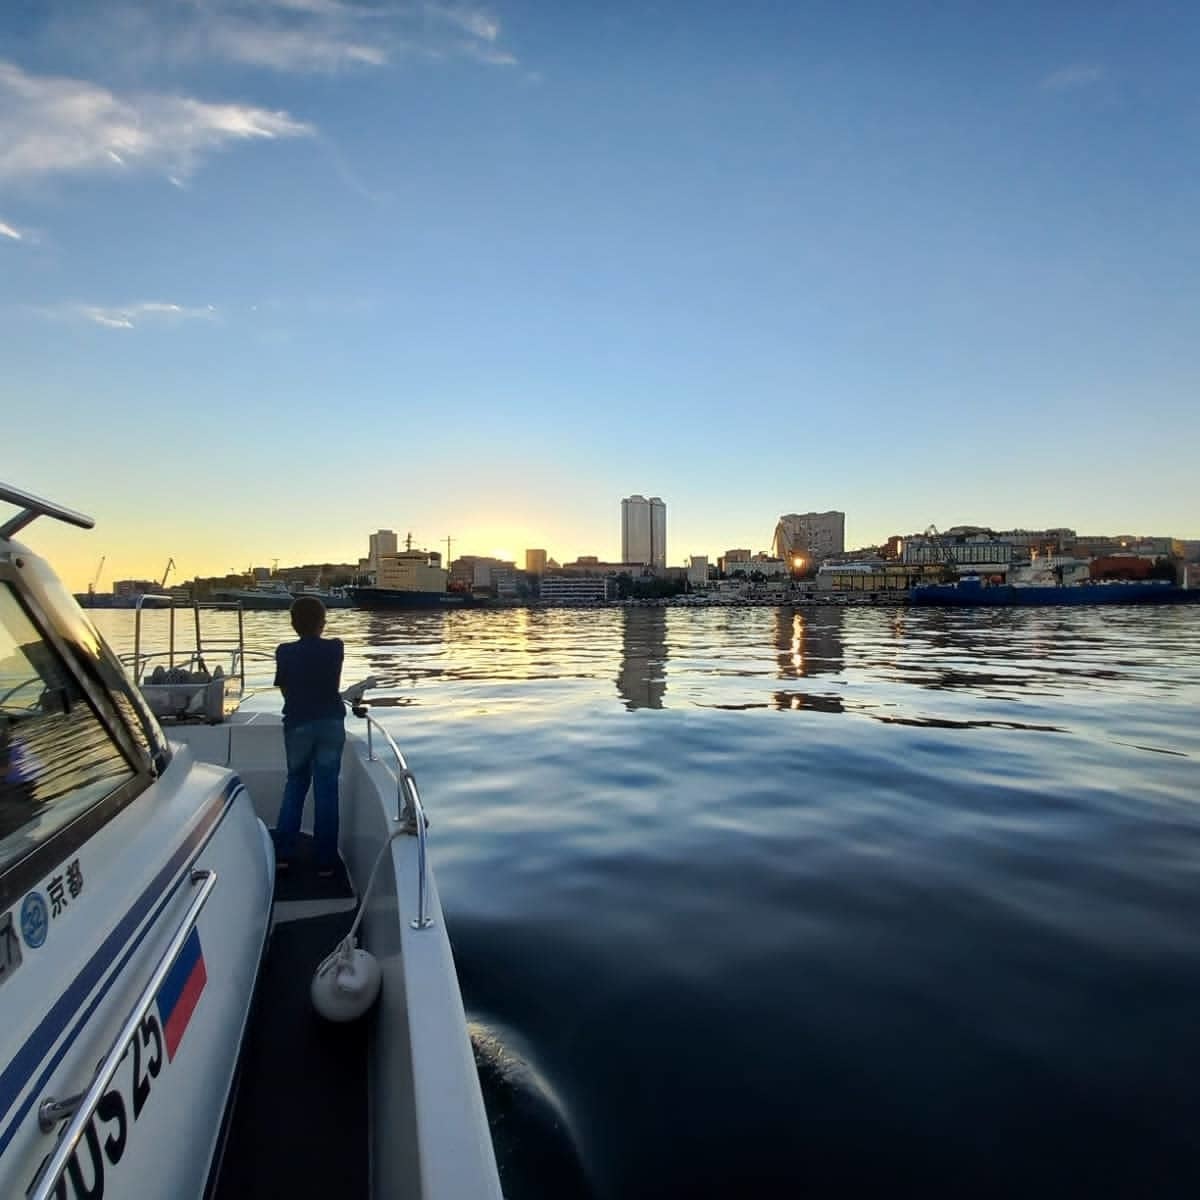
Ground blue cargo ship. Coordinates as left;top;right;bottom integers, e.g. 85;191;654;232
910;577;1200;607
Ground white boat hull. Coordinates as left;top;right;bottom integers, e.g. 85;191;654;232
1;753;272;1200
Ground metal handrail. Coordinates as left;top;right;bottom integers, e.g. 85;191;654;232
349;704;432;931
29;868;218;1200
0;481;94;539
131;592;176;684
130;597;249;695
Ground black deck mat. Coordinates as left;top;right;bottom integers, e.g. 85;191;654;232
270;832;356;903
213;857;367;1198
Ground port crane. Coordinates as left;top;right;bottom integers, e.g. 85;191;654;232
88;555;105;597
923;525;959;580
160;558;175;587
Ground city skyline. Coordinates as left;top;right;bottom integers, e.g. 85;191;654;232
4;2;1199;590
22;492;1197;594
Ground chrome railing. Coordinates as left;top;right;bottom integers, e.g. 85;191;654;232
29;869;218;1200
131;592;176;684
0;481;94;539
348;703;432;931
128;596;253;697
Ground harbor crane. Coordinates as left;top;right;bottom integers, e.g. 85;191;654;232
923;525;959;580
88;555;105;597
160;557;175;587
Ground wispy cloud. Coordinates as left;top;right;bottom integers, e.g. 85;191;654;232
210;25;389;71
33;301;219;330
1041;64;1105;92
141;0;517;74
0;219;23;241
0;59;313;183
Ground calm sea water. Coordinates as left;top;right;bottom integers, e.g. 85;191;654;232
97;604;1200;1198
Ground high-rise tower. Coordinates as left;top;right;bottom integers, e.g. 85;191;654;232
621;495;667;567
772;512;845;565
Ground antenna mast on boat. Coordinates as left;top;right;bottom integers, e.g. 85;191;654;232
405;532;413;551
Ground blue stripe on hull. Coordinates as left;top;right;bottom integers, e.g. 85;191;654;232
0;776;242;1154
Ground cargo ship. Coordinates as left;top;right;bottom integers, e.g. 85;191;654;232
349;535;491;609
347;586;484;610
910;577;1200;607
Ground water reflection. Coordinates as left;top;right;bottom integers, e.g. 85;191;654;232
359;611;448;692
772;690;845;713
88;604;1200;738
774;605;844;679
617;609;668;710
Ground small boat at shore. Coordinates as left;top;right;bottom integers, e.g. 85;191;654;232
0;481;501;1199
910;576;1200;607
211;581;353;610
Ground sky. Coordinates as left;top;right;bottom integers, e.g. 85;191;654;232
1;0;1197;590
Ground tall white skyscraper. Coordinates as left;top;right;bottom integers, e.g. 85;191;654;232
621;495;667;567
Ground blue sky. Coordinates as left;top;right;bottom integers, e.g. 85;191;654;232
2;1;1197;588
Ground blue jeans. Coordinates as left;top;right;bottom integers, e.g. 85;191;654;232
275;718;345;868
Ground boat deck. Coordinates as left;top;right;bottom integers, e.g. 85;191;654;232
213;836;368;1198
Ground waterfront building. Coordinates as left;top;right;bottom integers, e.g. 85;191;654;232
526;548;547;575
772;512;846;565
1068;535;1122;559
718;549;752;574
446;555;521;595
686;556;709;587
449;555;489;589
816;561;938;593
901;529;1013;571
561;558;649;576
621;495;667;568
749;555;788;577
539;575;611;603
113;578;160;598
999;528;1076;557
490;567;523;598
1121;536;1182;559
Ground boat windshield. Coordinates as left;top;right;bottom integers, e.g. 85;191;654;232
0;584;135;875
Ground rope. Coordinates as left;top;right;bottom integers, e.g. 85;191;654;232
314;829;407;983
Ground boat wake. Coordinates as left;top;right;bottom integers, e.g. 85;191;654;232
469;1019;595;1199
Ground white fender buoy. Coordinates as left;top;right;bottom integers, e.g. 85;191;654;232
311;830;406;1022
311;939;382;1022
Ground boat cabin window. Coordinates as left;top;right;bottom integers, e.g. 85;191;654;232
0;585;134;875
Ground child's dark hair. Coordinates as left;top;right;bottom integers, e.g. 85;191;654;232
290;595;327;637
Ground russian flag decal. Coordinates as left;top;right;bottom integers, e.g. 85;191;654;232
156;927;208;1061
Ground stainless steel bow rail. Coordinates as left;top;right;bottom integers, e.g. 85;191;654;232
130;593;249;695
351;705;432;931
0;482;94;539
28;869;218;1200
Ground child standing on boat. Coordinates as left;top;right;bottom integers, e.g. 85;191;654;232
273;596;344;877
